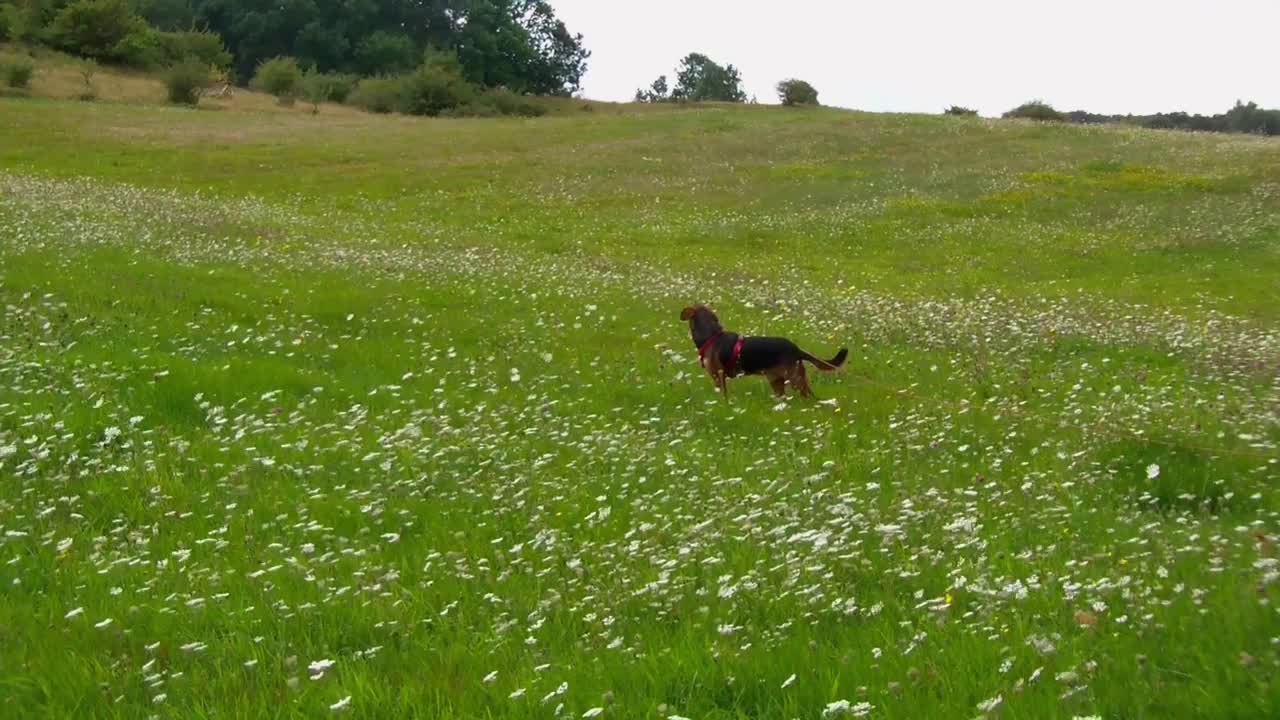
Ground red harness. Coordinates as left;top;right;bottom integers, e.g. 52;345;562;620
698;332;745;377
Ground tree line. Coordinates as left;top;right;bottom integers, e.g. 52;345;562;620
1001;99;1280;136
0;0;589;96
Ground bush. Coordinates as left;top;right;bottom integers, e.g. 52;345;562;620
347;74;543;118
78;58;97;100
0;3;11;40
2;55;34;89
776;78;819;107
394;63;475;116
944;105;978;116
478;86;545;117
300;67;355;112
250;56;302;104
1003;100;1064;122
110;27;165;67
164;58;210;106
441;101;499;119
348;75;401;113
298;69;355;105
50;0;144;60
315;71;357;103
157;29;232;69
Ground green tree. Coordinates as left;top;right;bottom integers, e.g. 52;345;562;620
295;19;348;72
635;74;668;103
130;0;194;30
776;78;818;106
1003;100;1064;122
353;31;417;77
192;0;587;95
301;65;331;113
3;0;61;43
157;29;231;68
515;0;588;95
671;53;745;102
50;0;145;60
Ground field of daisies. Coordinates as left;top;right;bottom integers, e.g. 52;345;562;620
1;98;1278;719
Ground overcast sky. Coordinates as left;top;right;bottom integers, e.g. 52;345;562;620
550;0;1279;117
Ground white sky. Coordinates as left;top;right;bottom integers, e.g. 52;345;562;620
550;0;1280;116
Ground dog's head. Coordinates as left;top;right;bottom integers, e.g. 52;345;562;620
680;304;719;326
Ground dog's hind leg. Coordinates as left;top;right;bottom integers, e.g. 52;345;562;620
791;362;815;399
766;369;787;398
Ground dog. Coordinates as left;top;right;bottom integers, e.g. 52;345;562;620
680;304;847;398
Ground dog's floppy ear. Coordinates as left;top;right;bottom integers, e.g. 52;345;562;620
680;306;696;321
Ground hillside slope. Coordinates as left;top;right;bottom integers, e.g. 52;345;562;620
1;95;1279;719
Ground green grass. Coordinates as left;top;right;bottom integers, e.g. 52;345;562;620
1;94;1279;720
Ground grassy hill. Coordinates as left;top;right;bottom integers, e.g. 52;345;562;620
1;76;1279;719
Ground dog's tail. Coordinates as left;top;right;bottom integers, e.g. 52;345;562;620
801;347;848;371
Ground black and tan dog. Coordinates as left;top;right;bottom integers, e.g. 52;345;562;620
680;304;847;398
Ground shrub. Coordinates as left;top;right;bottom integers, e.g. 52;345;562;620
478;86;545;117
2;55;34;89
164;57;210;106
441;101;499;119
0;3;11;40
776;78;819;107
250;56;302;104
300;67;347;113
348;75;401;113
78;58;97;100
315;71;356;103
1003;100;1064;122
944;105;978;116
156;29;232;69
50;0;144;60
110;27;232;70
110;28;165;67
394;63;475;116
298;70;355;104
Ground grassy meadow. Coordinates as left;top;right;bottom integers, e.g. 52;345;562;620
1;72;1280;719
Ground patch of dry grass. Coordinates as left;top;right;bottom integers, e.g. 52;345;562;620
2;43;362;115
